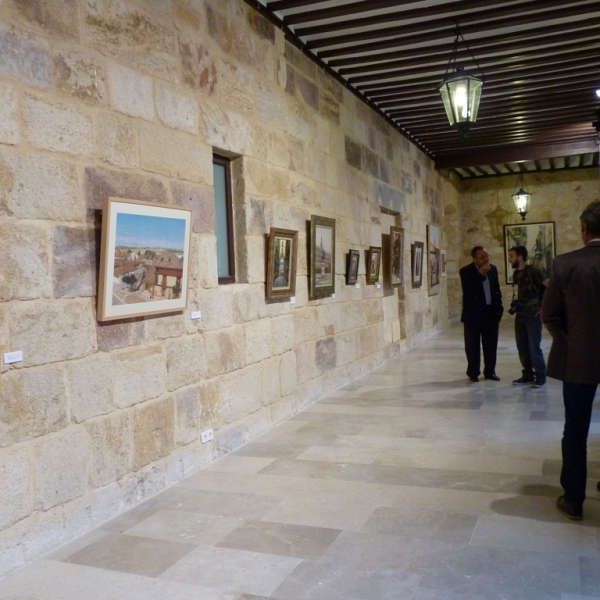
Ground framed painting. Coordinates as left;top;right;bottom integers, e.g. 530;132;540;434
441;250;447;277
97;197;192;322
503;221;556;284
310;215;336;299
411;241;424;288
427;224;441;296
266;227;298;299
346;249;360;285
366;246;382;284
389;226;404;287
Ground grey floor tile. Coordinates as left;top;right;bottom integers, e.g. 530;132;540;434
216;520;341;559
580;557;600;596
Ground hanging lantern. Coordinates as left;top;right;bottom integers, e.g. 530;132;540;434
438;27;484;138
512;172;532;221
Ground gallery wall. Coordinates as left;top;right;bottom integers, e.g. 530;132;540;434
0;0;455;575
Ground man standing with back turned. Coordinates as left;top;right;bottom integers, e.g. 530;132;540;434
542;200;600;520
460;246;503;382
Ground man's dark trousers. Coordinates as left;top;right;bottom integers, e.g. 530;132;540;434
561;382;598;507
514;313;546;380
464;305;499;378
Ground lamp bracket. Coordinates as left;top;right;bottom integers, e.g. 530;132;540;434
443;23;485;81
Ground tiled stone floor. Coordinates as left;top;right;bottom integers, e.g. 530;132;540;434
2;322;600;599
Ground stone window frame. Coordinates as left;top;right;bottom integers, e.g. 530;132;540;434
213;154;236;285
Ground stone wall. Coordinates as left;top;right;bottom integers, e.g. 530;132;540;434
0;0;453;576
454;168;599;309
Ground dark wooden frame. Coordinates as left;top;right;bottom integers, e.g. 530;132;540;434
309;215;336;299
389;226;404;287
213;155;235;285
427;224;441;296
411;241;424;289
503;221;556;284
266;227;298;299
366;246;382;284
97;197;192;322
346;249;360;285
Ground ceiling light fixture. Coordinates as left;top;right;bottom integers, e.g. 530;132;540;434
512;171;532;221
438;25;484;138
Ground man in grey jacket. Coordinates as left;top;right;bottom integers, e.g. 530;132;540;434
542;200;600;520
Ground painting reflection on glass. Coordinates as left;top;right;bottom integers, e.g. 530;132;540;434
366;246;381;284
346;249;360;285
310;215;336;299
390;226;404;287
427;224;441;296
411;241;424;288
503;221;555;284
266;227;298;300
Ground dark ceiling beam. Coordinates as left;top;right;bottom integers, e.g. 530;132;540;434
490;164;503;175
267;0;340;10
329;24;600;70
310;2;597;53
435;141;599;169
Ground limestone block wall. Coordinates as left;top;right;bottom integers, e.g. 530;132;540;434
455;169;599;306
0;0;453;575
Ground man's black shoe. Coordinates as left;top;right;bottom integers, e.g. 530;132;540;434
512;376;534;385
484;374;500;381
532;378;546;388
468;376;479;382
556;496;582;521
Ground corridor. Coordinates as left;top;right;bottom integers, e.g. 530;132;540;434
2;323;599;600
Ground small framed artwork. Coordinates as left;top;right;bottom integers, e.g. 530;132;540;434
427;224;441;296
310;215;336;299
97;197;192;321
389;226;404;287
441;250;447;277
366;246;382;284
266;227;298;299
503;221;556;284
346;249;360;285
411;241;424;288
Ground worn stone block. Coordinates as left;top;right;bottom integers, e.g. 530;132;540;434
173;1;203;35
53;46;105;105
207;4;258;67
197;287;233;331
179;37;217;93
96;112;138;168
0;25;50;87
295;340;316;384
155;80;198;134
11;0;79;38
188;234;218;289
25;95;92;155
244;158;289;199
144;314;187;341
270;314;294;356
0;151;81;221
248;9;275;42
231;284;260;323
197;102;252;156
33;427;89;510
66;354;113;424
198;377;223;431
140;122;212;184
345;136;362;170
175;387;200;445
0;84;20;144
221;364;262;424
53;226;96;298
284;42;316;80
84;166;168;220
132;397;175;470
217;58;255;113
171;181;215;235
279;351;297;397
113;345;165;408
293;307;320;345
0;220;51;301
205;327;245;377
10;301;95;367
315;336;336;373
95;318;144;352
166;335;205;391
107;63;154;120
336;330;358;366
0;446;32;529
261;357;281;405
244;318;271;365
85;411;131;487
87;0;177;79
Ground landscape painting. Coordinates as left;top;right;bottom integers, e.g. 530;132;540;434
310;215;336;299
97;198;192;321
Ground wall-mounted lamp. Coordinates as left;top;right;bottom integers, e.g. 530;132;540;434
438;26;484;138
512;171;531;221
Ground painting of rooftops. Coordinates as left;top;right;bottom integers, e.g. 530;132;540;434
97;198;191;321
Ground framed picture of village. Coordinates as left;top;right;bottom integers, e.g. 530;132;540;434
309;215;336;300
97;197;192;322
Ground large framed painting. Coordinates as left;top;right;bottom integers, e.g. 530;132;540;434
411;241;424;289
389;226;404;287
427;224;441;296
366;246;382;284
310;215;336;299
266;227;298;299
97;197;192;321
503;221;556;284
346;249;360;285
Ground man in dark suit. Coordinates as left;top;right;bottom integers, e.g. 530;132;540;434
459;246;504;382
542;200;600;521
